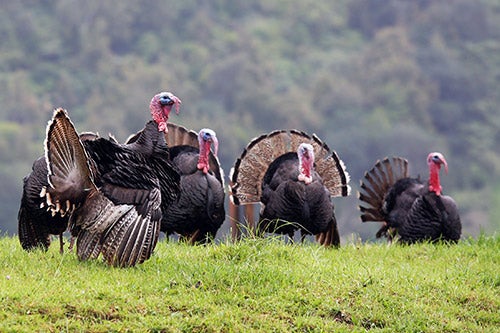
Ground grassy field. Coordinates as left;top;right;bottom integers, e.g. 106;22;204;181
0;235;498;332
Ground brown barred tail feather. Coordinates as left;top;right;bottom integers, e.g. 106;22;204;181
230;129;350;205
44;108;96;216
358;156;409;222
309;133;350;198
165;122;199;147
230;130;288;205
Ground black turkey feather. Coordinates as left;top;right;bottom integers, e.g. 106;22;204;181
18;157;70;253
358;153;461;243
230;129;350;246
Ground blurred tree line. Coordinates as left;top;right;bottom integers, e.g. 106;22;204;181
0;0;498;239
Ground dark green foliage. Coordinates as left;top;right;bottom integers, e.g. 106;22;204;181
0;0;498;236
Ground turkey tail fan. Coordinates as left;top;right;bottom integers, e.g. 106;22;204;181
44;108;97;215
315;216;341;247
230;129;350;205
166;122;225;187
309;133;350;198
230;130;289;205
166;122;199;147
100;206;161;267
358;156;409;222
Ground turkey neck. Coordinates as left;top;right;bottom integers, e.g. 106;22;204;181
197;140;210;173
428;162;442;196
298;151;313;182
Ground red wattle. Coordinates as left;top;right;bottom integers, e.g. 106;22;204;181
428;163;442;196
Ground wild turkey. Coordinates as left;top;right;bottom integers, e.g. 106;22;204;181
17;92;180;254
230;130;350;246
40;93;181;267
17;132;100;253
18;91;181;256
358;152;462;243
158;123;225;244
42;108;179;267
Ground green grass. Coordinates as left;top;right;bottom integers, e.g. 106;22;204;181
0;235;499;332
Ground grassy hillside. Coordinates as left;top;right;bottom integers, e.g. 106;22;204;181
0;235;498;332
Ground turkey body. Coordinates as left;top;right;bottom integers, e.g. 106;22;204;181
359;155;461;243
260;152;334;237
161;145;225;243
383;178;461;243
159;125;225;244
43;108;180;267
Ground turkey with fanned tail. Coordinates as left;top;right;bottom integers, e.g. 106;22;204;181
39;92;181;267
358;152;461;243
156;123;225;244
18;92;181;255
230;130;350;246
17;92;180;256
43;108;179;267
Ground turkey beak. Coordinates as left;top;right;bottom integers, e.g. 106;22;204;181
159;96;173;106
159;93;182;115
